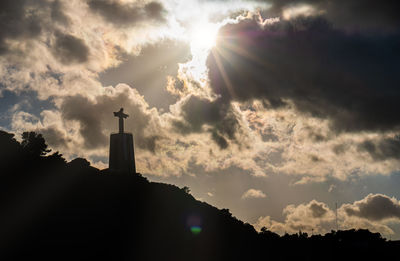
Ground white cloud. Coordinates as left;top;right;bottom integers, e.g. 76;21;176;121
254;195;400;236
282;4;320;20
242;189;267;199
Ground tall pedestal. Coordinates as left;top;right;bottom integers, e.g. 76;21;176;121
109;133;136;173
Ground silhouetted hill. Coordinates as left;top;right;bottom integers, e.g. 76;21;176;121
0;130;398;260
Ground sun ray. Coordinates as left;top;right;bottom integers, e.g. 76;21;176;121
182;19;221;83
210;48;237;100
220;39;273;70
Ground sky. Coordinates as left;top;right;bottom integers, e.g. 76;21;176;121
1;0;400;239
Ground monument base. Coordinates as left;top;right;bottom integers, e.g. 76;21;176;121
109;133;136;174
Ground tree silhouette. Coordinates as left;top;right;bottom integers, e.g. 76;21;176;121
181;185;191;194
21;131;51;157
0;131;20;161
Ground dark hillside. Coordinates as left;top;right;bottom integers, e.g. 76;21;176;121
0;130;398;260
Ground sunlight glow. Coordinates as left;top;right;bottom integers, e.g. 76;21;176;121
183;20;221;84
282;4;318;20
189;21;219;51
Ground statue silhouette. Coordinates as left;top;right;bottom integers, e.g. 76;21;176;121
113;108;128;133
109;108;136;173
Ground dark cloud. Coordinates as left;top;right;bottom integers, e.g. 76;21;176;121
309;201;327;218
60;89;160;152
88;0;166;26
53;32;89;64
175;96;226;133
0;0;69;55
310;155;323;163
61;95;107;149
41;126;70;148
344;194;400;221
207;16;400;133
211;130;228;149
173;95;239;149
0;0;42;54
144;2;165;20
99;40;191;110
321;0;400;32
51;0;70;25
332;144;349;155
358;136;400;161
264;0;400;31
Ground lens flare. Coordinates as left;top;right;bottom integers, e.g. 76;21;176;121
190;226;202;235
187;215;202;235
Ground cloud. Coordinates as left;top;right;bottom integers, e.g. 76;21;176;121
52;32;90;65
39;126;70;148
60;84;161;151
358;136;400;161
242;188;266;199
88;0;166;26
254;199;334;234
254;195;400;236
343;194;400;221
309;201;328;218
2;0;400;182
0;0;171;76
265;0;400;32
319;0;400;32
99;39;191;110
172;95;241;149
0;0;73;56
0;0;43;54
50;0;70;25
328;184;336;193
281;3;320;20
207;16;400;134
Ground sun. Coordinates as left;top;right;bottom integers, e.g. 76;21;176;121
183;20;220;82
189;21;219;52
